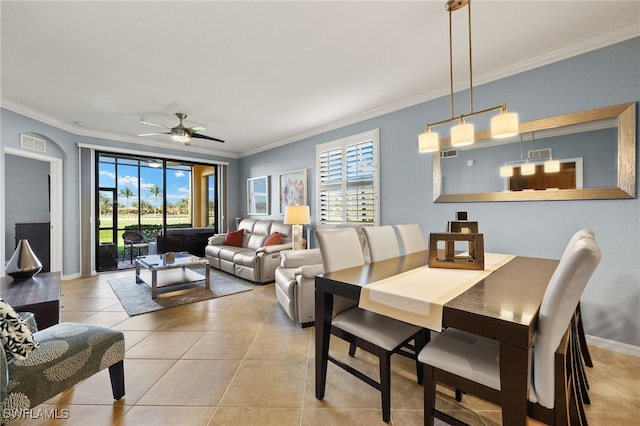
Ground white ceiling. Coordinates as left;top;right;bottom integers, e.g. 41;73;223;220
2;1;639;158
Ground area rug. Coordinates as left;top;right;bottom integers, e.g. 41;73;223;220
108;267;252;316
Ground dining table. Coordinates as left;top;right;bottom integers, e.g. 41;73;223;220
314;250;559;426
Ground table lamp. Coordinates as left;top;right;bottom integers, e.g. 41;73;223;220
284;205;310;250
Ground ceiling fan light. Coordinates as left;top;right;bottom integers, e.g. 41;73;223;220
171;128;191;144
418;128;439;153
491;108;519;139
451;119;474;147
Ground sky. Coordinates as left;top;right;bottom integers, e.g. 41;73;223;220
98;159;193;208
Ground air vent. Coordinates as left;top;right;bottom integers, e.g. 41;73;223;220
441;148;459;159
528;148;552;160
20;134;46;152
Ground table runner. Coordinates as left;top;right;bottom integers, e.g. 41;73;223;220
358;253;516;330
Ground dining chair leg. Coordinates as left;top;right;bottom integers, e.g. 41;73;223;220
415;330;429;386
380;352;392;423
423;365;437;426
349;343;357;357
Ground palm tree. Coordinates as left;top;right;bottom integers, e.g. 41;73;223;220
119;187;134;215
98;192;112;216
147;184;162;216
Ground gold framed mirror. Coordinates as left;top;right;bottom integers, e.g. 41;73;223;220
433;103;636;202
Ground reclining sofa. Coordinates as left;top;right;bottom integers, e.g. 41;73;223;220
205;218;292;283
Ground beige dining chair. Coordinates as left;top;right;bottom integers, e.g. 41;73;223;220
562;228;597;405
418;235;601;426
361;225;400;262
316;227;428;423
395;223;426;255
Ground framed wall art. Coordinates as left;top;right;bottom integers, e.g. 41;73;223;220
278;168;307;214
247;175;270;215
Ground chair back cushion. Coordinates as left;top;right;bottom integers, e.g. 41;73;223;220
533;236;601;408
316;228;366;316
362;226;400;262
395;224;426;254
316;228;365;273
561;228;595;259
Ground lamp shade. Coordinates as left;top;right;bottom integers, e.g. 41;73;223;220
499;165;514;177
544;159;560;173
451;119;474;147
284;205;310;225
418;129;439;153
491;109;519;139
521;162;536;176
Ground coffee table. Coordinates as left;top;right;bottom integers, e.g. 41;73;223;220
135;252;210;299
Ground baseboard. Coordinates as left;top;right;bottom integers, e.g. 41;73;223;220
586;334;640;357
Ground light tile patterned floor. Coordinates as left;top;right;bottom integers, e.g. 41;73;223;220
8;269;640;425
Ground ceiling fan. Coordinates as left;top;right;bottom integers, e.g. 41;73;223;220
138;112;224;145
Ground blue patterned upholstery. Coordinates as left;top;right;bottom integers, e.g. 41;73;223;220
1;322;125;422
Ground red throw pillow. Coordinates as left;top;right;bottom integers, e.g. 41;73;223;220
224;229;244;247
264;232;282;246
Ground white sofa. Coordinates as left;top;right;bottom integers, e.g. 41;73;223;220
205;218;292;283
274;248;324;327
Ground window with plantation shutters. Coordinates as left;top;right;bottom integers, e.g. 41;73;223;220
316;129;379;226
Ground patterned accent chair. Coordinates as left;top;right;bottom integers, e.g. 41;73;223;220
1;322;125;422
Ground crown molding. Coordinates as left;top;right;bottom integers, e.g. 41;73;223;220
1;99;239;160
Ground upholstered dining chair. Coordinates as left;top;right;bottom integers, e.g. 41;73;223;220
316;227;429;423
395;224;426;255
562;228;597;405
418;235;601;426
361;225;400;263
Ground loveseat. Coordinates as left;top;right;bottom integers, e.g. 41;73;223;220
205;218;292;283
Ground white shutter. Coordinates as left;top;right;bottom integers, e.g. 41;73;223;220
316;129;379;226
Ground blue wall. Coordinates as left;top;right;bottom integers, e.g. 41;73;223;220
238;38;640;347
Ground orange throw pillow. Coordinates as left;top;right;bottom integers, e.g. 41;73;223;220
264;232;283;246
224;229;244;247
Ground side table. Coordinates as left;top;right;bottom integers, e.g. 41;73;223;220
1;271;61;329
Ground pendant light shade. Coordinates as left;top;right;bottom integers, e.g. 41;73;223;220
451;118;474;147
544;159;560;173
419;128;440;153
521;162;536;176
491;108;519;139
500;165;514;177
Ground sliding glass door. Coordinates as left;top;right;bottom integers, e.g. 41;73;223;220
95;153;220;271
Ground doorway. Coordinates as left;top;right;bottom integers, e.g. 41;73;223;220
3;147;63;274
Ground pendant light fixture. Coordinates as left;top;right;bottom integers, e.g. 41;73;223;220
418;0;519;153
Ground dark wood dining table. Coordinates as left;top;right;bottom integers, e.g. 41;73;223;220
314;250;559;426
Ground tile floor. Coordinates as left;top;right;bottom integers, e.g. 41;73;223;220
9;269;640;425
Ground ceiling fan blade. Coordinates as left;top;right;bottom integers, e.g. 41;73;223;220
190;126;207;132
140;120;171;130
138;132;170;137
190;133;225;143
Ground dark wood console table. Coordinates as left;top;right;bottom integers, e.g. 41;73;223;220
1;271;61;329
